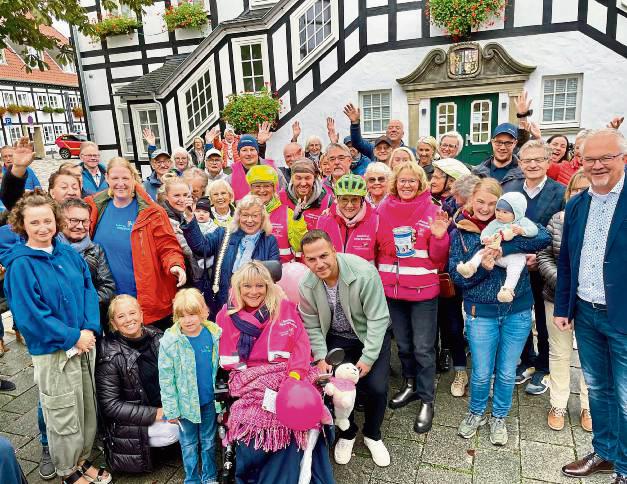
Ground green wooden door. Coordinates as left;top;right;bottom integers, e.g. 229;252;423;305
430;94;499;165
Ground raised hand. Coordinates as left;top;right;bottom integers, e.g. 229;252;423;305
257;121;273;145
608;116;625;129
291;120;301;142
429;212;450;239
142;127;156;146
11;136;35;176
527;121;542;140
326;117;339;143
205;126;220;143
515;90;532;116
343;103;360;124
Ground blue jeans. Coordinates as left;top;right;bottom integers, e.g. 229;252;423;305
575;299;627;475
179;403;218;484
466;309;532;418
0;436;26;483
37;400;48;447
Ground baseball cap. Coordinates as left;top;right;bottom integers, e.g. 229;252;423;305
204;148;222;159
493;123;518;139
343;135;352;146
151;149;170;160
374;136;392;147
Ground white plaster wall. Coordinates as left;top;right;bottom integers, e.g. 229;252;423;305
110;51;142;63
367;15;388;44
587;0;607;33
146;48;174;58
83;69;111;106
514;0;543;27
319;47;338;84
81;56;105;66
397;8;422;41
166;98;180;150
142;3;170;44
295;70;314;103
272;24;289;90
617;13;627;46
219;45;233;100
216;0;245;24
91;111;117;145
264;31;627;160
344;0;359;26
111;65;144;78
344;28;360;62
552;0;579;23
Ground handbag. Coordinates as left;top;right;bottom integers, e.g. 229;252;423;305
439;272;456;298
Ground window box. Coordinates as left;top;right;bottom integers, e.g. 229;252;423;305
89;15;141;40
163;2;208;32
540;74;582;129
222;86;281;135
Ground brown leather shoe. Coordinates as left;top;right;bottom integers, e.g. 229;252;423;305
561;452;614;477
548;407;566;431
580;409;592;432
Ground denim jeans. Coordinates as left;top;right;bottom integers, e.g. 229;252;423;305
0;436;26;483
466;309;532;418
37;401;48;447
179;403;218;484
575;298;627;475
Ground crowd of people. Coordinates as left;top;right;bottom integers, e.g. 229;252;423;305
0;90;624;484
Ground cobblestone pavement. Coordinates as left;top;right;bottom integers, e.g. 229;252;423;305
0;159;609;483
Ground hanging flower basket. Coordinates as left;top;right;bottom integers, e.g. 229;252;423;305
72;106;84;118
221;86;282;135
0;107;7;118
6;104;20;115
18;105;36;113
90;15;141;39
163;2;208;31
426;0;507;41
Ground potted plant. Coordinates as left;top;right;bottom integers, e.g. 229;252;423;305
18;105;35;113
53;107;65;114
42;106;54;113
6;104;20;115
72;106;84;119
89;15;141;39
0;107;6;118
221;86;282;135
163;1;208;31
426;0;507;41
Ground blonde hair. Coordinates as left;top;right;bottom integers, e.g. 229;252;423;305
565;168;589;202
106;157;141;183
364;161;391;178
172;288;208;326
228;261;282;321
107;295;142;331
417;136;438;154
465;177;503;214
158;173;190;203
390;147;417;166
388;161;429;197
207;178;234;199
231;194;272;235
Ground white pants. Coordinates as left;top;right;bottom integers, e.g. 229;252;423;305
468;251;527;289
147;420;180;447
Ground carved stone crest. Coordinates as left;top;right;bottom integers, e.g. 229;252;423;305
448;43;481;79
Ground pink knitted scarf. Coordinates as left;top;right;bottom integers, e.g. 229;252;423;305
227;362;322;452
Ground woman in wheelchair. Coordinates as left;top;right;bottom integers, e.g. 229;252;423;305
216;261;335;484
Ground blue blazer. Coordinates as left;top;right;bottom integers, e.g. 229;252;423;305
554;173;627;332
181;218;280;314
503;177;565;227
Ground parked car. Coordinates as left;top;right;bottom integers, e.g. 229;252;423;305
55;133;88;159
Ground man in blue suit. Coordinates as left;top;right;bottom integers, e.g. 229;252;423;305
554;128;627;483
503;139;566;395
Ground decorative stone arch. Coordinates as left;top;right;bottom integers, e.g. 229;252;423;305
397;42;536;147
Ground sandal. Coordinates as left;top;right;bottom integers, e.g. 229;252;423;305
79;460;112;484
61;469;87;484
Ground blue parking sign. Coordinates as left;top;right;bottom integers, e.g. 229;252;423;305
4;117;11;126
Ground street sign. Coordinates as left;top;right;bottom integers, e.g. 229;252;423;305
4;117;11;126
27;115;34;126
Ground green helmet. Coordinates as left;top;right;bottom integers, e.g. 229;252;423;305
335;174;368;197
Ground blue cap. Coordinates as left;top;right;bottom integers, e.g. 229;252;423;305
493;123;518;139
343;135;352;145
496;198;514;213
237;134;259;153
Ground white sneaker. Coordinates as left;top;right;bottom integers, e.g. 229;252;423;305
334;438;355;465
363;437;391;467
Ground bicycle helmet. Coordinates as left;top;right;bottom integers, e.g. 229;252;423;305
432;158;471;180
335;174;368;197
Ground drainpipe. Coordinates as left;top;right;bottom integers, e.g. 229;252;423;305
70;25;93;141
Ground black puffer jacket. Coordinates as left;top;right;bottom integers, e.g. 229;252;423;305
95;326;163;473
80;241;116;329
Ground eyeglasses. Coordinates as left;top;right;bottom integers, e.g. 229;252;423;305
154;159;171;166
398;178;418;185
440;143;458;150
366;176;387;183
327;155;350;163
81;154;99;158
492;140;516;148
519;157;548;165
338;197;362;206
581;153;624;165
67;218;90;227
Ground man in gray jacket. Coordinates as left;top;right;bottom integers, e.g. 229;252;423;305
299;230;391;468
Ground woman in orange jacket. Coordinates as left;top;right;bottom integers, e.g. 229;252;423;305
85;157;186;330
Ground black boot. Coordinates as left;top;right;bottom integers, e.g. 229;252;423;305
437;349;451;373
389;378;418;409
414;401;434;434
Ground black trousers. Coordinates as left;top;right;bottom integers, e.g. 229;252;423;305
150;314;174;332
437;289;467;369
326;329;392;441
520;271;549;373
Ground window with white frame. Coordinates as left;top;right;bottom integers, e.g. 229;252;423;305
541;75;582;127
8;126;23;144
16;92;30;105
73;123;85;133
232;36;269;93
290;0;338;74
359;90;391;136
49;95;60;109
178;60;218;140
53;125;65;138
3;92;15;106
132;105;164;158
36;93;48;109
43;125;55;144
107;0;135;17
0;49;6;64
119;106;134;155
68;95;80;109
436;102;457;138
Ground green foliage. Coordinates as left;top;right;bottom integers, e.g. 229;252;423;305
42;106;55;113
221;86;282;135
427;0;507;40
0;0;155;72
163;1;208;31
89;15;141;39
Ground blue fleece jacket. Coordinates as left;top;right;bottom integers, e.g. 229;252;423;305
448;215;550;318
2;166;41;190
81;162;108;197
0;242;100;355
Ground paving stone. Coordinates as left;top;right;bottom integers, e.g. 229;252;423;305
473;448;521;484
519;405;575;447
0;431;32;449
415;464;472;484
25;468;54;484
517;385;552;408
477;416;520;452
333;453;374;484
431;392;469;429
3;406;40;437
386;411;427;443
571;349;581;368
569;366;586;394
422;424;474;472
1;385;40;415
571;425;594;459
166;467;185;483
0;393;13;407
0;350;34;377
115;464;179;483
520;440;577;484
15;433;44;463
371;437;422;483
0;367;35;397
17;457;38;476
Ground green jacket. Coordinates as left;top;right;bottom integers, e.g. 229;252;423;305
299;253;390;366
158;320;221;423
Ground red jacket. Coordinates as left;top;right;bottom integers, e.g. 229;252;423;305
86;185;185;324
316;203;378;263
548;157;583;186
216;298;312;378
376;192;450;302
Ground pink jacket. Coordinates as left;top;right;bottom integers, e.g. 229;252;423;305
216;298;312;378
231;159;278;201
376;192;450;302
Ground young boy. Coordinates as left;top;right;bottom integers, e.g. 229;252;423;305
456;191;538;303
158;288;221;483
194;196;214;235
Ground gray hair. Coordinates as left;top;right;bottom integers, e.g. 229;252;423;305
79;141;99;154
580;128;627;155
450;174;481;203
206;178;234;199
183;167;209;187
325;142;352;158
305;135;323;152
231;194;272;235
519;139;552;160
364;161;392;178
438;131;464;156
172;146;191;162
